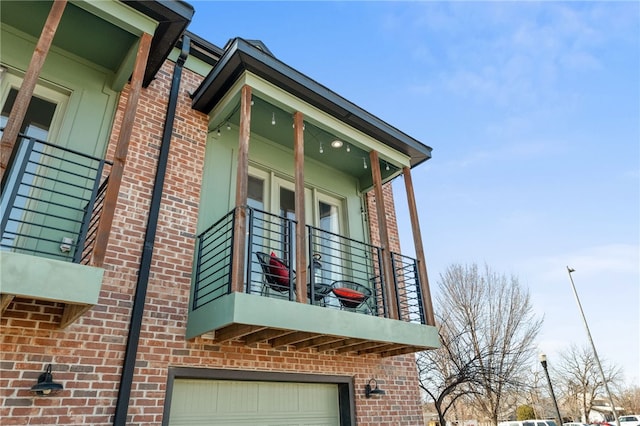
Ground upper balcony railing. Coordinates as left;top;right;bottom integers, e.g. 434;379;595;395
0;132;111;264
193;205;428;325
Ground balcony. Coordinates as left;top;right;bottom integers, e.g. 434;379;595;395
186;206;439;356
1;133;110;327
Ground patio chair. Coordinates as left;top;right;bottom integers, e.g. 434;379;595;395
255;251;333;304
331;280;372;312
255;251;294;295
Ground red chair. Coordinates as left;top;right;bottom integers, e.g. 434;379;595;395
331;280;372;312
255;251;333;305
255;251;294;295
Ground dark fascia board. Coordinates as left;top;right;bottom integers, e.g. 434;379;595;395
122;0;194;87
183;30;223;66
191;37;432;167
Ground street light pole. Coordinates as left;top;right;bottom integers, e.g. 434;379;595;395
566;267;620;426
539;353;563;426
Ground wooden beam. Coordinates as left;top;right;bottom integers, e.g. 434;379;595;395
314;338;361;353
293;111;307;304
0;294;15;314
243;328;292;345
59;303;92;328
365;343;404;355
369;150;399;320
270;331;315;348
379;346;423;358
90;32;153;267
337;341;389;354
214;324;265;343
230;85;253;293
0;0;67;181
402;166;435;325
294;335;344;350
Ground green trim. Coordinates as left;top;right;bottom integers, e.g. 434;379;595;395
0;251;104;305
112;40;140;91
72;0;158;36
168;47;214;78
186;292;440;349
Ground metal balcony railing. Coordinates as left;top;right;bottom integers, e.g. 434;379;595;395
391;252;425;324
192;210;235;308
0;133;111;264
193;206;427;325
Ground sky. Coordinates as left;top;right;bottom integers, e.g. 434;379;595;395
187;1;640;386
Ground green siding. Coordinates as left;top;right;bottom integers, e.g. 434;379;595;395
198;128;367;242
1;26;118;158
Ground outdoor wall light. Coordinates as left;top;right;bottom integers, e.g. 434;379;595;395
30;364;63;396
365;378;385;398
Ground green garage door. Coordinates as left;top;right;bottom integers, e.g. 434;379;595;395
168;379;340;426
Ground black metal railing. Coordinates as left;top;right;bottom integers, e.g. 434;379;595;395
245;207;296;301
306;224;384;316
192;206;427;324
391;252;425;324
192;209;235;309
0;133;111;264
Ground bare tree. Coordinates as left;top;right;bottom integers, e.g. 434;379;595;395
616;385;640;414
417;322;485;426
555;344;623;422
428;263;542;426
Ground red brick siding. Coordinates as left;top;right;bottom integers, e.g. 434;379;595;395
0;61;424;426
366;183;402;253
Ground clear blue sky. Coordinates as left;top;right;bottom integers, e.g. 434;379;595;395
188;1;640;385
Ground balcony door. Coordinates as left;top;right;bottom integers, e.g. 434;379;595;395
271;176;313;264
315;194;342;283
246;167;345;286
0;72;69;253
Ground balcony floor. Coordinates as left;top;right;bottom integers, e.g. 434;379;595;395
0;251;104;327
187;292;439;357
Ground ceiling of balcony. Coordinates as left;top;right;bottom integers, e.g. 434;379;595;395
1;1;137;73
218;95;400;186
1;1;193;87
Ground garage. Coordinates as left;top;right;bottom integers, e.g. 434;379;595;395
164;369;353;426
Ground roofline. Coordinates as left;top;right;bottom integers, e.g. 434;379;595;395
183;30;224;66
191;37;432;167
122;0;194;87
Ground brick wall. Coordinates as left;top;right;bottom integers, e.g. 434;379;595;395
0;60;424;425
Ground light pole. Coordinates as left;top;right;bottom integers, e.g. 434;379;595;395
566;267;620;426
539;353;563;426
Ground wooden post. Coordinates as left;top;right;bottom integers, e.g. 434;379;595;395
230;85;252;293
0;0;67;181
369;150;399;320
402;166;435;325
293;111;307;304
90;33;153;267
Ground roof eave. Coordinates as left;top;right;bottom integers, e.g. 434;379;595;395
191;38;432;167
122;0;194;87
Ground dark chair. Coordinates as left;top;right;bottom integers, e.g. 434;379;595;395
256;251;332;305
255;251;294;294
331;280;372;312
